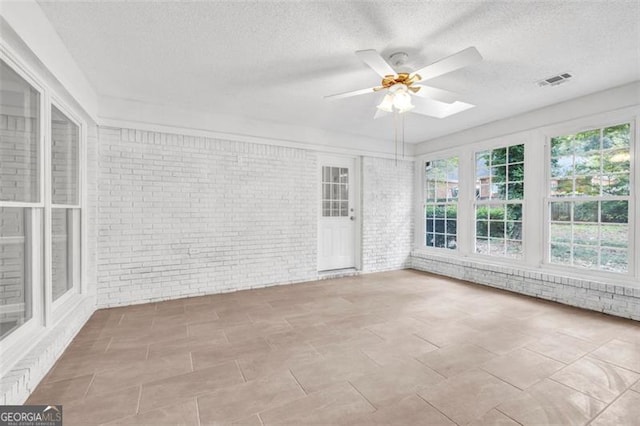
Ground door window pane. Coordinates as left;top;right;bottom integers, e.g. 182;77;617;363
321;166;349;217
51;106;79;205
0;207;34;340
0;59;40;202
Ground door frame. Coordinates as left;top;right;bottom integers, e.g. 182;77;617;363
317;154;362;272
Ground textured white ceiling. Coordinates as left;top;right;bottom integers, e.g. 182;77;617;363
37;0;640;144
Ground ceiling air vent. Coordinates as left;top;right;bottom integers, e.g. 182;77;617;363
537;72;573;87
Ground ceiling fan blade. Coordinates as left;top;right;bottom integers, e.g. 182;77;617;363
355;49;396;78
412;85;460;104
374;108;390;120
411;96;475;118
324;86;378;100
411;47;482;82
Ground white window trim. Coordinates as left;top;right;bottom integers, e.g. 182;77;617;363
0;39;88;375
414;106;640;288
49;98;85;319
541;115;637;280
422;155;460;251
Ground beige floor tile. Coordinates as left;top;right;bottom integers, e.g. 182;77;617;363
138;361;244;413
28;270;640;425
259;381;375;425
26;374;93;405
471;328;539;355
590;339;640;373
346;394;455;425
418;369;521;425
590;390;640;426
417;343;497;378
290;350;380;393
62;385;140;426
469;409;521;426
617;323;640;344
197;371;305;423
481;348;565;389
191;338;272;371
497;379;606;426
361;334;438;366
414;321;480;347
550;356;640;403
103;398;199;425
45;346;148;383
187;314;252;337
309;329;384;356
237;344;322;381
365;317;429;340
525;332;598;364
87;353;192;397
147;333;227;359
350;358;445;408
223;320;293;344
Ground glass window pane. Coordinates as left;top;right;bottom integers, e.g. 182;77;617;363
51;106;79;205
507;163;524;182
508;144;524;163
475;237;488;254
507;204;523;221
601;224;627;248
52;208;79;301
0;59;40;203
0;207;34;340
492;148;507;165
573;246;598;269
550;223;572;245
601;173;629;196
600;248;627;273
476;220;488;237
550;243;571;265
600;201;628;223
574;201;598;223
550;202;571;221
573;224;598;246
574;176;600;196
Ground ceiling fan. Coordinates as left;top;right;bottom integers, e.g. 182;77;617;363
324;47;482;119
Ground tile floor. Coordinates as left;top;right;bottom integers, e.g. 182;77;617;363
27;270;640;425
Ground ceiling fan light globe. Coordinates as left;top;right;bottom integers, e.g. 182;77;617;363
392;91;413;110
377;93;394;112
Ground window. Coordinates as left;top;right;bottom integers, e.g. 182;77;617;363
0;59;41;340
425;157;458;249
549;123;631;272
322;166;348;217
51;106;81;302
475;144;524;258
0;55;84;346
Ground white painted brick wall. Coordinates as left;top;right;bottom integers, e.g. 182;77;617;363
362;157;414;273
96;127;417;306
410;251;640;321
96;127;319;307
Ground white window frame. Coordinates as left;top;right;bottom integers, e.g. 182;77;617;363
0;47;47;370
0;41;87;374
414;107;639;288
422;155;460;251
472;142;526;260
48;98;84;321
541;113;637;280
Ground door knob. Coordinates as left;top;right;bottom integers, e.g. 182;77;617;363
350;216;355;221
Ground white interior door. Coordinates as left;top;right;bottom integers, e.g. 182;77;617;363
318;156;356;271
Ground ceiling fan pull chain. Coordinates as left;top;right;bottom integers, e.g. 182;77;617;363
394;110;398;166
402;113;405;160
